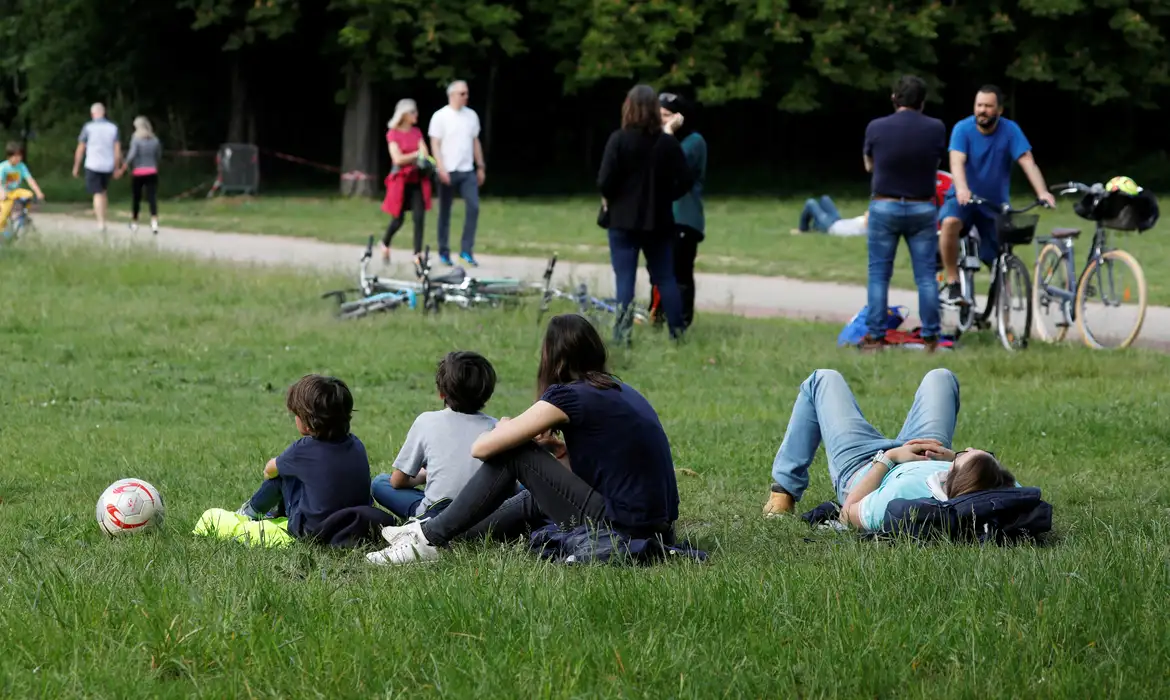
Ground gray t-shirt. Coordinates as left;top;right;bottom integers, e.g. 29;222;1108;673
125;136;162;171
78;118;120;173
394;408;497;514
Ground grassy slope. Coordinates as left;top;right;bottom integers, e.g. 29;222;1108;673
41;191;1170;307
1;243;1169;698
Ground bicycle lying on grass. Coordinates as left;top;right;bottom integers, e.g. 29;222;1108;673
2;195;36;243
1033;181;1157;350
536;254;651;327
322;237;544;318
938;195;1051;351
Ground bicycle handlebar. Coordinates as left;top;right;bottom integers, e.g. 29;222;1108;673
967;194;1052;214
1049;181;1102;197
362;235;374;261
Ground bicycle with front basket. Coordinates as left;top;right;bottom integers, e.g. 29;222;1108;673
939;194;1050;351
1032;181;1153;350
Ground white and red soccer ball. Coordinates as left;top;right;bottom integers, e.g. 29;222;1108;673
95;479;165;536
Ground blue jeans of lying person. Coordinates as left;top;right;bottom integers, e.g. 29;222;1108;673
799;196;842;232
866;199;940;340
770;368;959;504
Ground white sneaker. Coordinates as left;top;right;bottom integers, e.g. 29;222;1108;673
380;517;420;544
366;521;440;566
129;222;139;233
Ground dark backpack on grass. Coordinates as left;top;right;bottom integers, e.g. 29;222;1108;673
879;487;1052;544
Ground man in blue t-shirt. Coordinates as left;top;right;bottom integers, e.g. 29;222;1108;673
939;85;1056;303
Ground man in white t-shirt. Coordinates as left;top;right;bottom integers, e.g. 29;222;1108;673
72;103;122;231
428;80;485;266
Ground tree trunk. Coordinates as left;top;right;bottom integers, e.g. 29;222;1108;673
227;57;248;144
340;65;378;198
483;58;499;163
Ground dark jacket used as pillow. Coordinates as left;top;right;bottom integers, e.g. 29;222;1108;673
880;487;1052;544
799;487;1053;545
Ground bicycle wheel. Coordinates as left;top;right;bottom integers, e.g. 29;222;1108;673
938;268;977;335
1032;243;1071;343
995;255;1032;351
1076;249;1147;350
3;217;22;242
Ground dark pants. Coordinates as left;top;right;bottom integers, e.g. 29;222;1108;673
866;199;941;340
248;478;295;518
382;181;426;254
608;228;685;340
421;443;606;547
131;174;159;220
650;226;701;329
437;171;479;257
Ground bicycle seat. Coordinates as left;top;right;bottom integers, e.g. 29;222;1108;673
1051;228;1081;239
429;267;467;285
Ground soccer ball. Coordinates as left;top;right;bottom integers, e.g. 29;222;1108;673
1106;176;1140;196
96;479;165;536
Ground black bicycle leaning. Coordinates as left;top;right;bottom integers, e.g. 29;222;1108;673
938;195;1050;351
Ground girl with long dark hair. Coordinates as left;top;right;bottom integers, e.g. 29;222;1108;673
368;314;681;565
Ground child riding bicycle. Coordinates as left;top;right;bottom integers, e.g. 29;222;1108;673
0;142;45;235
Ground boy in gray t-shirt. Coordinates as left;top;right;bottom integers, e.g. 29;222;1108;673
372;352;498;520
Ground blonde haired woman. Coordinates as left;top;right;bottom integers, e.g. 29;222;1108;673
380;98;433;262
117;116;162;234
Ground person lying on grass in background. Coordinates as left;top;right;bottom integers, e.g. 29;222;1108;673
790;195;867;236
371;351;509;522
762;368;1018;531
194;374;372;547
0;142;46;233
367;313;681;565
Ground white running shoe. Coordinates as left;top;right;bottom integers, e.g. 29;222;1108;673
366;521;440;566
380;517;421;544
129;222;139;233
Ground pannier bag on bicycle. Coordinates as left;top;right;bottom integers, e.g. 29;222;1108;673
1074;188;1159;232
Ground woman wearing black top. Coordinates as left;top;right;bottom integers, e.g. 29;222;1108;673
597;85;693;342
367;314;681;566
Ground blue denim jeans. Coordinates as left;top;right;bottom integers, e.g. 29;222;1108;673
370;473;426;519
608;228;684;339
770;369;960;503
866;199;940;339
437;170;480;257
799;196;842;232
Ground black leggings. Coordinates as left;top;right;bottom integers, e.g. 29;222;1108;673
382;182;425;254
131;174;158;220
421;443;607;547
649;226;701;328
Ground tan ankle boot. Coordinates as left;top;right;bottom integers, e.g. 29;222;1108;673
763;489;795;518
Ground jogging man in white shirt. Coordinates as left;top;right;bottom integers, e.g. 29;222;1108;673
428;80;485;267
72;103;122;231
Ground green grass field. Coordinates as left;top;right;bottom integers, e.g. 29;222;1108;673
42;191;1170;307
2;242;1170;698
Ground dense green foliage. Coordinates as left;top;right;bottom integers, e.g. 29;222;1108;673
4;0;1170;188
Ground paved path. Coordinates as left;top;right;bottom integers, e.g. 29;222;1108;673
36;214;1170;349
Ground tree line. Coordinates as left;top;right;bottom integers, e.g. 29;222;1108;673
2;0;1168;194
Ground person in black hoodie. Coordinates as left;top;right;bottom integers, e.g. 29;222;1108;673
597;85;693;343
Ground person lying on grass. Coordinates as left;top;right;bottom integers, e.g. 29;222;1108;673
762;368;1017;530
371;351;510;522
367;313;680;565
194;374;372;546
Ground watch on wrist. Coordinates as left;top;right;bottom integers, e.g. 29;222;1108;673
873;450;894;469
